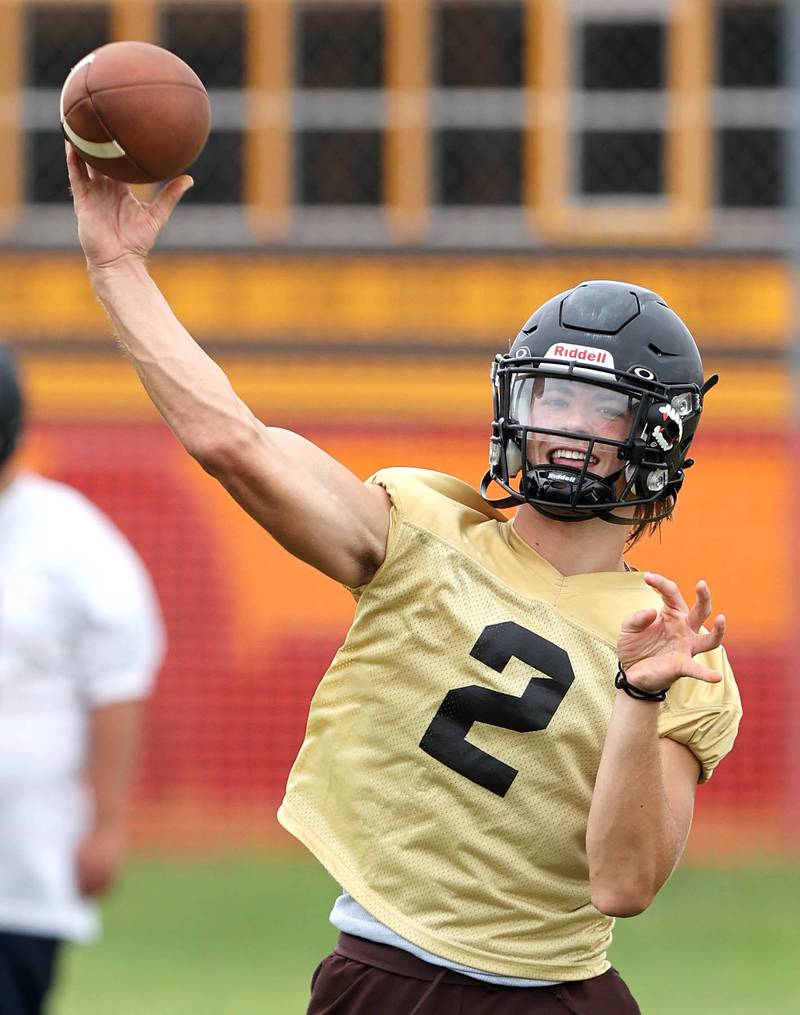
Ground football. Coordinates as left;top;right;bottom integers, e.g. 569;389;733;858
60;40;211;184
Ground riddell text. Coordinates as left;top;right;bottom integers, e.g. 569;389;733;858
552;345;610;364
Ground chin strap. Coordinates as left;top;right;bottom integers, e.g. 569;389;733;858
479;470;523;509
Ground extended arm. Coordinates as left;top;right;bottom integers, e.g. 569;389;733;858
66;147;390;588
77;699;144;897
586;573;725;916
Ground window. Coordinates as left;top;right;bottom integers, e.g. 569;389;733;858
439;129;521;205
25;6;110;203
715;4;785;210
161;3;245;88
27;131;72;203
160;5;245;204
183;132;243;204
581;131;664;196
14;0;795;247
575;17;666;202
581;21;665;91
717;2;783;88
437;2;523;87
300;130;382;204
719;128;783;207
26;4;109;87
298;4;383;88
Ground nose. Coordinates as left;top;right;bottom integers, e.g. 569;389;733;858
559;403;593;433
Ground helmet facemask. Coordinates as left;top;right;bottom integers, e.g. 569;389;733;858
483;354;706;525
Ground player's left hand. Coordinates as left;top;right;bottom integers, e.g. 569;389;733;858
616;573;726;694
76;824;127;897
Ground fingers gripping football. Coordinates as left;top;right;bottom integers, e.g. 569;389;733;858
617;573;726;693
66;142;193;267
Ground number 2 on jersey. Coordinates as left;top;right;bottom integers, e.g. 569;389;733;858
419;621;575;797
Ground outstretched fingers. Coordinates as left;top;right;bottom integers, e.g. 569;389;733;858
683;654;724;684
644;572;688;613
693;613;726;655
686;579;725;652
687;580;712;632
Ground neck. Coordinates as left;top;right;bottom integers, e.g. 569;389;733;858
513;503;629;576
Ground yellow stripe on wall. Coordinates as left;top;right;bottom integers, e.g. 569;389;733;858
19;354;788;426
1;255;790;348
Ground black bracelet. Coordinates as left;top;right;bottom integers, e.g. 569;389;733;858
614;662;667;702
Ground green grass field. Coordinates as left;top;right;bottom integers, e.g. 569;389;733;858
51;855;799;1015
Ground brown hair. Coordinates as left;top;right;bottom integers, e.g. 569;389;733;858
624;495;675;549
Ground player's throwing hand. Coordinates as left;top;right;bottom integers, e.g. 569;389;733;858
66;142;193;269
616;573;726;694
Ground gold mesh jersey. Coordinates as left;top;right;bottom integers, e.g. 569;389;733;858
278;468;742;982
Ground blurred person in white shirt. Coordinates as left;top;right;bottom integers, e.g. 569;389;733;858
0;344;164;1015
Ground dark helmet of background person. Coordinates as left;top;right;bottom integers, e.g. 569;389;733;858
481;280;718;532
0;344;24;470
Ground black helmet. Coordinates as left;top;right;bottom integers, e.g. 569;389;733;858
0;344;24;470
480;280;717;525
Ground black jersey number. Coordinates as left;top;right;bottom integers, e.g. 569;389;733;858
418;622;575;797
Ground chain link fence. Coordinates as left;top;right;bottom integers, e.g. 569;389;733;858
10;0;787;243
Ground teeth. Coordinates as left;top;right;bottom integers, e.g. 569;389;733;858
549;448;598;465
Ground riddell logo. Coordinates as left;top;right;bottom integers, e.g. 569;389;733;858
545;343;614;368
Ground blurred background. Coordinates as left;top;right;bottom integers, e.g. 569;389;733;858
2;0;798;1012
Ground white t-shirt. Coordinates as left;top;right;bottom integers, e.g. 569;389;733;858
0;472;164;941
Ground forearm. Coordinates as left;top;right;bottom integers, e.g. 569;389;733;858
586;693;684;916
89;258;253;456
85;699;144;831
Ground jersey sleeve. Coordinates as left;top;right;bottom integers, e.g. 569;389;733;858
657;645;742;783
67;500;165;707
372;466;504;540
344;467;505;598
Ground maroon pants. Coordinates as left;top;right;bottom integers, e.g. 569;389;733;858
307;933;641;1015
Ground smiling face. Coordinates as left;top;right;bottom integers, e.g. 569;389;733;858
512;376;636;478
